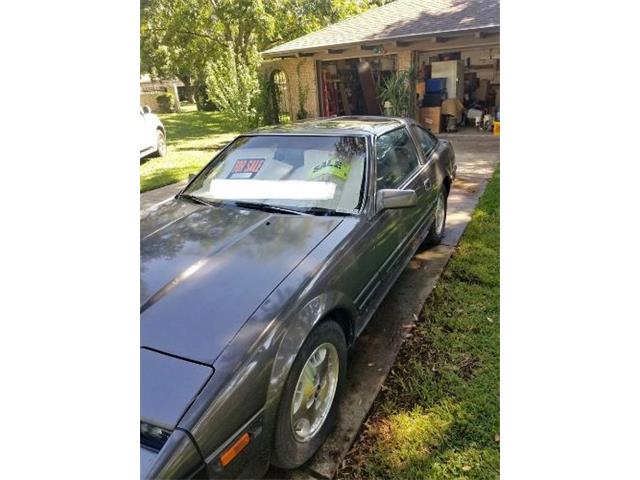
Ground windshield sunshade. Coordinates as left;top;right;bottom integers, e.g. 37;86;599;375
184;135;367;213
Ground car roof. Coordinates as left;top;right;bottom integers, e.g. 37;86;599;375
252;116;412;136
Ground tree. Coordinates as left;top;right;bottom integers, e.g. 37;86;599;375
203;0;276;126
265;0;378;51
140;0;219;104
205;42;261;129
140;0;389;118
202;0;381;126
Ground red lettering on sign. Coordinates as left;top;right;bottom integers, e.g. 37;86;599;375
232;160;247;173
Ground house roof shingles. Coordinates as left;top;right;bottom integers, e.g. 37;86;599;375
262;0;499;57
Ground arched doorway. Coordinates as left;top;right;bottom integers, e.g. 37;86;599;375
271;70;290;124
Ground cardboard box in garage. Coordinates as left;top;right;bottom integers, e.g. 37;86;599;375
441;98;464;118
420;107;441;133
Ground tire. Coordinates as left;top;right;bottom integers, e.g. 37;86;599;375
423;186;448;248
271;320;347;469
151;129;167;157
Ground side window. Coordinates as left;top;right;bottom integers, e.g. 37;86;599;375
411;125;437;158
375;128;421;189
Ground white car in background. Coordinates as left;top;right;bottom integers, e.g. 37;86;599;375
140;106;167;159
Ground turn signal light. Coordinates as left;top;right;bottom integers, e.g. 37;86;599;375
219;432;251;467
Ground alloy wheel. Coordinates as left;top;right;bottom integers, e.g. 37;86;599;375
290;343;339;442
157;132;166;156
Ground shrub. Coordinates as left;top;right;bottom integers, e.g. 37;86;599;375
256;73;279;126
377;68;417;118
194;85;218;111
156;92;175;113
296;62;309;120
205;42;261;130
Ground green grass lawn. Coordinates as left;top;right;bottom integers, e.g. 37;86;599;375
339;169;500;479
140;104;242;192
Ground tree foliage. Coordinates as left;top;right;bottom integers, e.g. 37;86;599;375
256;73;279;126
140;0;219;102
203;0;276;127
205;42;261;129
295;61;309;120
140;0;392;119
266;0;373;51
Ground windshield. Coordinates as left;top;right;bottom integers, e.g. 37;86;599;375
183;135;367;214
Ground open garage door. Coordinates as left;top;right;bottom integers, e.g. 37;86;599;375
318;55;396;117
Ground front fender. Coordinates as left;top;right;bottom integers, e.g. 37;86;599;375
265;290;356;416
173;288;355;478
175;218;359;475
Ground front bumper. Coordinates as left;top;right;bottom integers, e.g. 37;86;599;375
142;409;270;479
141;429;206;479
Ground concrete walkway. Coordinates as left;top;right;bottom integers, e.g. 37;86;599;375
139;134;500;479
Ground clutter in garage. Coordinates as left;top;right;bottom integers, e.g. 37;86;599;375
415;48;500;134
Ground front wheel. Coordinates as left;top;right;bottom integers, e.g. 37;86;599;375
151;129;167;157
271;320;347;469
423;187;448;247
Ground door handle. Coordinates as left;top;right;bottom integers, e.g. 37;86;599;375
424;178;432;190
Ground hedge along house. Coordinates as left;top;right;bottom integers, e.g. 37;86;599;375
261;0;499;125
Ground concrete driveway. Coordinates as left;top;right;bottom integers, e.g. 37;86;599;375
139;133;500;479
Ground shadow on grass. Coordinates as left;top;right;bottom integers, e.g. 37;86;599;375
340;169;500;480
172;141;230;153
159;110;244;143
141;169;190;193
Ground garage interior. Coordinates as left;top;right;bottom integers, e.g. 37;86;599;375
415;46;500;133
317;45;500;134
319;55;396;117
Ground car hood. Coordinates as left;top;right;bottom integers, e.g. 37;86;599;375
140;198;343;365
140;348;212;429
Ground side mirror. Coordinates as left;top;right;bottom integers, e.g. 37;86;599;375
376;189;417;210
142;105;152;114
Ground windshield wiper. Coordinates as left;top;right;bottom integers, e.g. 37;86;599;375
178;193;218;207
231;201;308;216
301;207;351;216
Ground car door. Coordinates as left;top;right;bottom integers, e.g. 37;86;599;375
410;124;440;216
352;127;424;316
386;126;431;231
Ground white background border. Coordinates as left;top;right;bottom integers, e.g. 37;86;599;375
1;0;639;478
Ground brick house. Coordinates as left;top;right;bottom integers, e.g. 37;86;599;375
261;0;499;124
140;74;183;112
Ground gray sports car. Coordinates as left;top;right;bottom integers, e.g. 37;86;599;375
141;117;456;479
